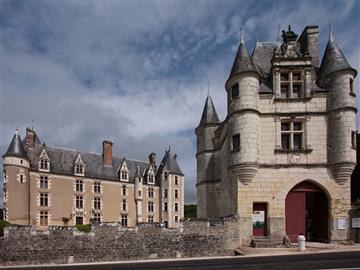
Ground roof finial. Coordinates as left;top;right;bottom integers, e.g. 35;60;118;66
276;25;280;43
15;127;19;135
328;18;334;42
256;26;259;47
168;145;171;152
240;23;245;44
206;77;210;97
31;119;35;130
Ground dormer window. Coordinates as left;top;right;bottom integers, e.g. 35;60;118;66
74;154;85;176
148;174;154;184
121;171;128;181
118;161;129;181
38;149;50;172
280;70;303;99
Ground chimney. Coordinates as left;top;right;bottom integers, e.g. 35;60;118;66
25;127;36;149
148;152;156;167
102;140;113;167
298;25;319;67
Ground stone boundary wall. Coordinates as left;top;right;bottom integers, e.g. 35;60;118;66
0;219;240;265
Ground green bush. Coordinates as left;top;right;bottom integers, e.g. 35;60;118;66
76;224;91;233
184;204;197;219
0;220;10;236
354;198;360;207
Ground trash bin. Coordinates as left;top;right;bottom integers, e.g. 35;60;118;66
297;234;306;251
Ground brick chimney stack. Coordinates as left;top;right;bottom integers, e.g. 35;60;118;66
102;140;113;167
149;152;156;167
25;127;36;149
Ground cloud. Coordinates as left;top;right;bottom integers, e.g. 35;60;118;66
0;1;359;206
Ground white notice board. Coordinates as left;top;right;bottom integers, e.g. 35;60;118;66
352;218;360;228
337;218;347;230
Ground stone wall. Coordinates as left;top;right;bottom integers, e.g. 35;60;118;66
0;219;240;266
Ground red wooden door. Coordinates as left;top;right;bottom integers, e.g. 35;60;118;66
286;192;306;242
253;203;267;236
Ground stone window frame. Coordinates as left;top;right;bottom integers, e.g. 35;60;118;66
352;131;357;149
119;162;129;182
3;169;7;184
122;199;127;211
121;214;128;227
122;185;127;196
231;134;240;152
175;176;179;185
93;197;101;210
148;201;154;213
175;202;179;212
19;174;25;184
3;187;7;204
350;78;355;96
38;149;50;172
93;181;101;193
75;195;84;209
280;120;304;150
174;189;179;199
279;69;304;99
75;179;84;193
164;172;168;181
39;192;49;207
148;187;154;199
148;215;154;223
147;174;155;184
93;212;101;223
40;210;49;226
40;176;49;189
164;189;168;198
231;83;239;100
164;202;168;212
175;216;179;223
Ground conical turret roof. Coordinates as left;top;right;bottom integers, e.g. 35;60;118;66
228;32;258;79
135;165;142;177
199;96;220;126
318;31;356;81
3;129;28;159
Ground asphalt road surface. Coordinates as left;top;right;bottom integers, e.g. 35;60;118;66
4;251;360;270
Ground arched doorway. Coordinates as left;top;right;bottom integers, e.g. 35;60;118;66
285;181;329;242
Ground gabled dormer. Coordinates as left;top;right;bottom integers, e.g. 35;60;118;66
74;153;85;176
38;148;50;172
147;165;155;185
118;159;129;182
272;25;313;100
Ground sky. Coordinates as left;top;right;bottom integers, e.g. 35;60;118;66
0;0;359;204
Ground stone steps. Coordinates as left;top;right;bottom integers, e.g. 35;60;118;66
250;237;284;248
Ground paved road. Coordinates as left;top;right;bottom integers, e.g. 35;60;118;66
5;251;360;270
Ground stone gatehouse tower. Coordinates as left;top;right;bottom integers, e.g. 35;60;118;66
196;25;357;243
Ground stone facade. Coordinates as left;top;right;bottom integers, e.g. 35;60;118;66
0;220;240;265
196;25;357;244
3;128;184;229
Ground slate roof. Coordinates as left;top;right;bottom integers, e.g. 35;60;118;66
156;149;183;177
199;96;220;126
251;42;280;78
228;36;258;79
25;144;150;183
317;31;357;81
3;131;28;160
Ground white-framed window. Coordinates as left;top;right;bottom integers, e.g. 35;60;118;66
94;181;101;193
148;188;154;198
93;197;101;210
40;176;48;189
40;211;48;226
76;195;83;209
175;203;179;212
280;70;303;98
76;180;83;192
121;214;128;227
281;121;304;150
75;164;84;175
93;213;101;223
40;159;49;170
148;201;154;213
122;185;127;196
38;149;50;172
148;215;154;223
121;171;128;180
122;199;127;211
40;193;48;207
175;189;179;199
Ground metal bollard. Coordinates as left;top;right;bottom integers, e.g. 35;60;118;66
297;234;306;251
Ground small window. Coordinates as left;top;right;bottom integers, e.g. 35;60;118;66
121;171;128;181
40;176;48;189
40;211;48;226
280;121;304;150
122;199;127;211
148;174;154;184
292;84;301;98
76;195;83;209
164;189;168;198
352;131;357;148
231;84;239;99
164;202;168;212
148;215;154;223
232;134;240;152
280;72;289;81
40;159;49;170
148;188;154;198
175;203;179;212
164;172;168;180
76;180;83;192
19;174;24;184
281;84;289;98
94;182;101;193
175;176;178;185
93;213;101;223
121;214;128;226
138;190;141;197
175;189;179;199
122;185;127;196
350;78;354;94
40;193;48;207
75;164;84;174
93;197;101;210
175;216;179;223
76;216;83;225
148;201;154;213
292;73;301;81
